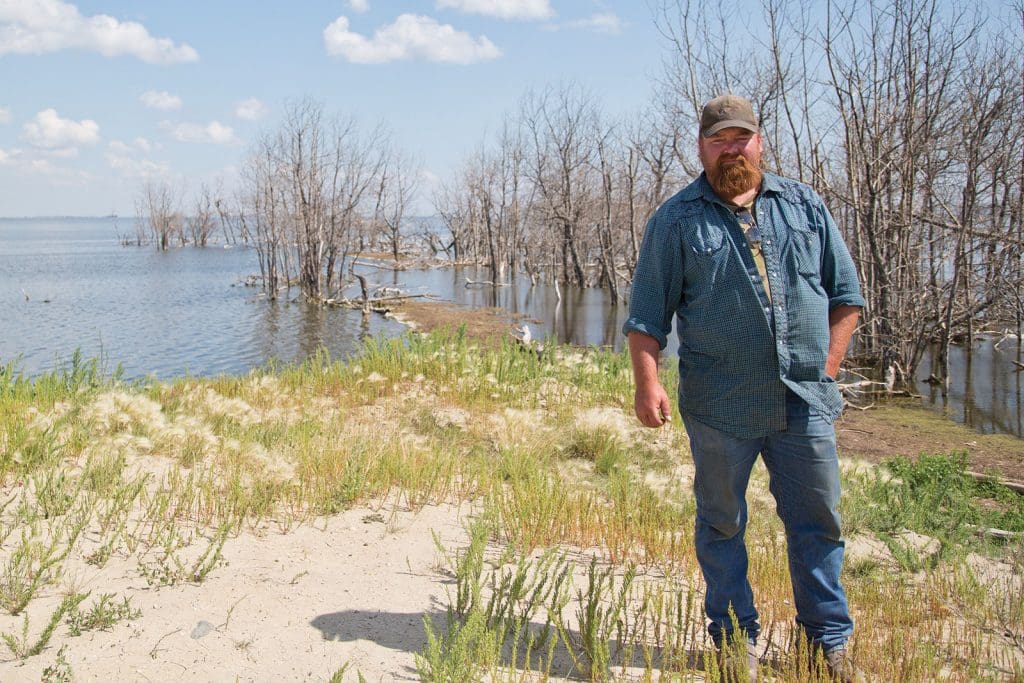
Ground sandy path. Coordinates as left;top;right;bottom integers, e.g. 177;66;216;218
0;503;472;682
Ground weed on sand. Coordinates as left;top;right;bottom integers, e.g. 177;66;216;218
0;329;1021;681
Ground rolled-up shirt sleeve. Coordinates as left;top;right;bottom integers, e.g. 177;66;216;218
815;195;866;311
622;208;685;350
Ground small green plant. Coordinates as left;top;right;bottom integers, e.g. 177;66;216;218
566;424;623;471
32;469;79;519
0;533;72;615
189;523;231;582
416;610;499;682
40;644;73;683
329;661;369;682
138;523;230;587
569;558;637;681
66;593;141;635
1;593;88;660
431;513;493;620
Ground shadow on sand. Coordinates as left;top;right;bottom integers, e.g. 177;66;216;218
310;606;737;680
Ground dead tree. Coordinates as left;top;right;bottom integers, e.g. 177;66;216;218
373;146;420;263
520;83;601;288
187;183;217;247
135;179;182;251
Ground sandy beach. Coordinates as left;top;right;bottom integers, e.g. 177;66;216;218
1;502;473;682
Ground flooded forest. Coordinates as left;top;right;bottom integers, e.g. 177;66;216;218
132;0;1024;392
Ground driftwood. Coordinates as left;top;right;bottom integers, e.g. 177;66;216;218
839;379;918;399
967;524;1020;542
465;277;510;287
966;470;1024;495
322;293;434;309
351;259;396;271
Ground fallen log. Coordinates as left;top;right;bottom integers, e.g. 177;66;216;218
465;277;510;287
966;470;1024;495
322;293;435;309
967;524;1020;542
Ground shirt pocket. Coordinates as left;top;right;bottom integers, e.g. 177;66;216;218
788;224;822;279
681;211;730;292
688;223;728;258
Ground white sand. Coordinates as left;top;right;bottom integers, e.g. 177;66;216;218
0;503;472;682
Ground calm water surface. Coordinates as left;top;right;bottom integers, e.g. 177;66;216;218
1;218;405;378
2;217;1021;438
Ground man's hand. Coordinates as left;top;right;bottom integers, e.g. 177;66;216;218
635;382;673;428
627;331;673;428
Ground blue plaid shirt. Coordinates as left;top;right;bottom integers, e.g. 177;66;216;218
623;172;865;438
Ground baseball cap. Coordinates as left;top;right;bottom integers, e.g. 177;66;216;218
700;95;759;137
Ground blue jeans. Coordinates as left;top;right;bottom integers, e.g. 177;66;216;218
683;390;853;653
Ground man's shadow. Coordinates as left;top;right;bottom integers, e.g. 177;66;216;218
310;606;717;679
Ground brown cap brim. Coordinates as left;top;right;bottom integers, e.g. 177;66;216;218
702;120;759;137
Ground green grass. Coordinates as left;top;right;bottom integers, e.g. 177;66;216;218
66;593;141;636
0;329;1022;681
841;451;1024;563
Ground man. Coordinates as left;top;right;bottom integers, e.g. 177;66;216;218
623;95;864;682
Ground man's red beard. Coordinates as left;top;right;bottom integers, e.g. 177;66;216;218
707;154;763;198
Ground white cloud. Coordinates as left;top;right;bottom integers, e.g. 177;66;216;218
0;145;92;186
0;0;198;64
567;13;624;34
108;138;155;154
235;98;268;121
106;152;169;179
108;140;132;154
346;0;370;12
436;0;554;21
163;121;239;145
22;109;100;149
24;158;93;185
105;138;169;179
324;14;501;64
140;90;182;111
0;107;10;124
45;146;79;158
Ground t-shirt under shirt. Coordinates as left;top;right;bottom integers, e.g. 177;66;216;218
735;200;771;302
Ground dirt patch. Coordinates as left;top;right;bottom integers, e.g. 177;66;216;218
837;399;1024;482
389;299;524;343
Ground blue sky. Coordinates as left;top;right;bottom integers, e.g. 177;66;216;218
0;0;667;217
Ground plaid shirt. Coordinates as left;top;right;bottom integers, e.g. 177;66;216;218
623;172;865;438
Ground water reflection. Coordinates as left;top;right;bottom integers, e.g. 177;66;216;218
414;265;631;350
917;338;1023;438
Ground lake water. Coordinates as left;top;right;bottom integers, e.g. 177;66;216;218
2;217;1021;439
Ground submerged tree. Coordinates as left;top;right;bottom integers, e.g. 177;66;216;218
134;179;183;251
434;84;679;298
237;99;407;302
